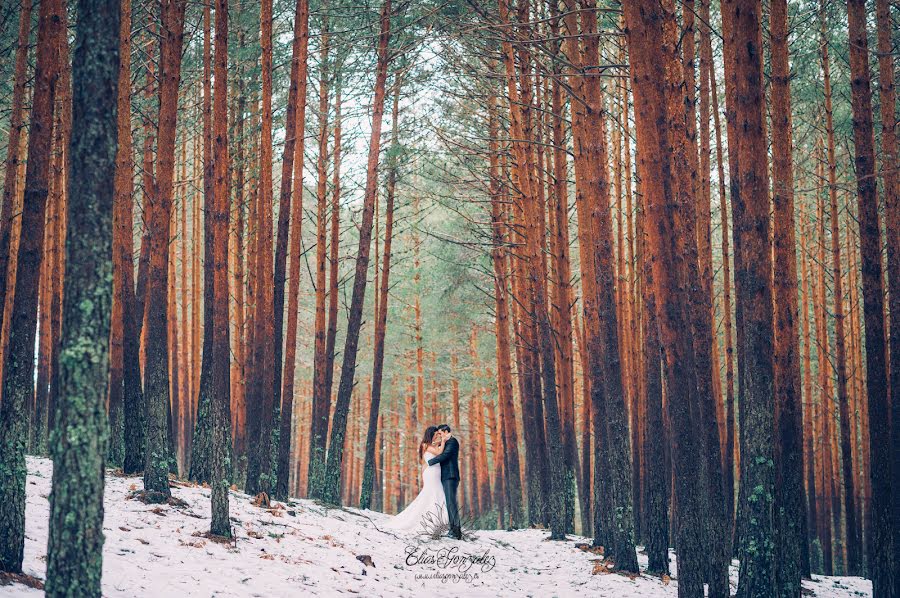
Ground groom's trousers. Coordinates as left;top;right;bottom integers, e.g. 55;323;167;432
442;478;461;538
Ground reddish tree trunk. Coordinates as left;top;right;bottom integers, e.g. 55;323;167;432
0;0;32;342
770;0;810;587
308;13;332;498
0;0;65;571
846;1;892;593
143;0;188;498
245;0;278;496
874;0;900;587
273;0;311;502
488;93;524;528
360;76;399;510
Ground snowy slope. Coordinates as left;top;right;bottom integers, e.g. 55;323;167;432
0;457;872;597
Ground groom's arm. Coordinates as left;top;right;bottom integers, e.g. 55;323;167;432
427;438;458;466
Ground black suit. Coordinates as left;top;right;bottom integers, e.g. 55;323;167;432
428;436;461;538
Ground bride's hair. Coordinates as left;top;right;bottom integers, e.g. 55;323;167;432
419;425;438;459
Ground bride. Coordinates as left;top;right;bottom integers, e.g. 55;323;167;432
386;426;448;533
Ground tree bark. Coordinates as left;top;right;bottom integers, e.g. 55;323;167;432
707;23;736;538
721;0;778;594
874;0;900;589
498;0;570;543
45;0;119;590
846;1;893;594
0;0;65;572
308;12;332;499
487;92;524;529
143;0;188;500
769;0;809;590
0;0;32;345
209;0;233;537
635;153;669;575
623;0;721;592
274;0;311;502
245;0;278;496
189;0;215;485
547;1;579;535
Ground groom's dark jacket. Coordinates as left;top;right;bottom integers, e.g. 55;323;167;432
427;437;460;481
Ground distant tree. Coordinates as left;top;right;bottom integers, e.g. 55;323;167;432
360;75;400;511
320;0;392;506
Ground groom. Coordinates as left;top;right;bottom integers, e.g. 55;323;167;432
427;424;461;539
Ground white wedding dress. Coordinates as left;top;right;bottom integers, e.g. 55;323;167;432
386;449;448;533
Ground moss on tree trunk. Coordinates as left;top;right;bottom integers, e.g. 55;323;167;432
44;0;120;591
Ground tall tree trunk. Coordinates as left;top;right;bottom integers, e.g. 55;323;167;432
769;0;809;590
45;55;68;448
722;0;778;594
143;0;188;500
819;6;860;572
33;192;55;455
798;199;818;574
708;19;736;537
108;0;134;469
0;0;32;346
561;0;637;561
307;11;332;499
623;0;721;592
324;67;342;423
45;0;119;590
360;75;399;510
846;1;893;594
814;142;835;574
874;0;900;589
677;3;730;590
33;92;65;456
499;0;570;543
190;0;215;484
274;0;311;502
231;60;246;463
487;92;524;528
245;0;277;496
320;0;391;506
547;2;578;535
209;0;233;537
0;0;65;572
635;153;669;575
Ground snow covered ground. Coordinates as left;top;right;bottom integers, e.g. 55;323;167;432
0;457;872;597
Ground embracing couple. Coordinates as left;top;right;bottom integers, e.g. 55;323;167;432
386;424;462;539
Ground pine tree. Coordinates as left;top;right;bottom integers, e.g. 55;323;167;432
44;0;119;590
208;0;233;537
846;0;893;593
360;75;400;510
0;0;65;572
143;0;188;501
320;0;392;506
273;0;311;501
721;0;778;594
769;0;808;589
0;0;32;342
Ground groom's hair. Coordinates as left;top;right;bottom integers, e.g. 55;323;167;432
437;424;451;433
